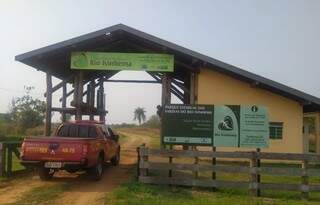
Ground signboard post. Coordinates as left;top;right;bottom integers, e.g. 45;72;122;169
162;104;269;148
71;52;174;72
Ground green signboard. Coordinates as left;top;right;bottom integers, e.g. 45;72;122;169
162;104;269;148
70;52;174;72
162;105;213;145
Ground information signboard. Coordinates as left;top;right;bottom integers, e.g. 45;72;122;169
162;105;213;145
162;104;269;148
71;52;174;72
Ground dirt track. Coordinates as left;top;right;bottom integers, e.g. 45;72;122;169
0;130;151;205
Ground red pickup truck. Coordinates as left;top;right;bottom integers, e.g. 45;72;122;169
20;120;120;181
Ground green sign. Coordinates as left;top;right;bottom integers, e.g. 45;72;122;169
162;105;213;145
162;104;269;148
240;106;269;147
70;52;174;72
214;105;240;147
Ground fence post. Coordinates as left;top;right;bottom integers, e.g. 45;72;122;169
212;146;216;191
301;160;309;200
256;148;261;196
193;146;199;178
7;145;12;177
249;151;258;197
140;144;148;177
0;143;3;177
136;146;141;180
169;145;173;177
1;143;6;177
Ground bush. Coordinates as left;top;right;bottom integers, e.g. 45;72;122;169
25;125;45;136
142;115;160;129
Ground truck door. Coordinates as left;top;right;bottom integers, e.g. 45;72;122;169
100;126;115;160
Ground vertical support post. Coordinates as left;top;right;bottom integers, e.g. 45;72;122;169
182;73;190;150
249;151;258;197
6;146;12;177
161;74;172;177
301;160;309;200
45;73;52;136
0;143;4;177
160;74;172;149
61;82;67;122
190;72;199;178
86;83;91;105
98;78;105;122
75;71;84;121
89;80;95;121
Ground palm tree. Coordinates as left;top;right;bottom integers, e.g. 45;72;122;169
133;107;146;125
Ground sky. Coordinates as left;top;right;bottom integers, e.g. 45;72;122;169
0;0;319;124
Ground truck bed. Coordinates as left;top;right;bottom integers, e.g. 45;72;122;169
21;136;93;162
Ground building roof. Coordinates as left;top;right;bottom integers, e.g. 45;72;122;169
15;24;320;112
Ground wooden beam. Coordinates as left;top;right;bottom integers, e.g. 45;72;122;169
59;76;103;102
89;80;95;120
148;72;184;102
98;78;105;122
75;71;84;120
150;72;190;95
61;82;67;122
171;88;184;101
105;79;160;84
44;75;73;97
45;73;52;136
52;107;76;113
190;72;196;104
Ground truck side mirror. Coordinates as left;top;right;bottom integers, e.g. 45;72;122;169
113;134;119;142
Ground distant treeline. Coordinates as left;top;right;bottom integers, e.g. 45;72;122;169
110;115;160;129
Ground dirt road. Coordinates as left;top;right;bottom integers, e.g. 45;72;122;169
0;129;152;205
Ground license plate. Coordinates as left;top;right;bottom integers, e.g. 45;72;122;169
44;162;62;168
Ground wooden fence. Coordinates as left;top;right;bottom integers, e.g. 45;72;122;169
137;145;320;200
0;142;21;177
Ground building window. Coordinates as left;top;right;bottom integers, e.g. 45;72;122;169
270;122;283;139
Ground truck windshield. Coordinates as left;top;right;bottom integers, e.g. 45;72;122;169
57;124;97;138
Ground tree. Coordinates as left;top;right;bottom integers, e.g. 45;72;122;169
9;87;46;133
133;107;146;125
142;115;160;128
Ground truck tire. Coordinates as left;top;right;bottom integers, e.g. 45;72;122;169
111;148;120;166
38;167;54;180
90;156;104;181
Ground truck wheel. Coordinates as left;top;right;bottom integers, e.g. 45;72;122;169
90;156;104;181
111;149;120;166
38;167;54;180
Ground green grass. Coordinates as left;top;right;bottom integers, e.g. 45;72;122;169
106;181;320;205
7;183;69;205
12;153;25;172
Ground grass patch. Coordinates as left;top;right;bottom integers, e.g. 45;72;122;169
12;153;25;172
8;183;69;205
106;181;320;205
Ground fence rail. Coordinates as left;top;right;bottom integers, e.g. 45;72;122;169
137;145;320;200
0;141;21;177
